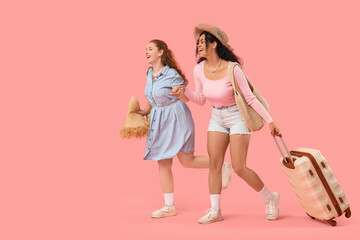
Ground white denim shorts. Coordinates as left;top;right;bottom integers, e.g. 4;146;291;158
208;105;251;135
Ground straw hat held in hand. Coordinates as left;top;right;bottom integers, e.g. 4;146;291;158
120;96;150;139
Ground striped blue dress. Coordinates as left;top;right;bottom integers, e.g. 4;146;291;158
144;66;195;161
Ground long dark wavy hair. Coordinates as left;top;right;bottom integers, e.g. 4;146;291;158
150;39;188;85
196;31;243;67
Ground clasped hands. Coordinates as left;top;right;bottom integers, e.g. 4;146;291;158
171;85;188;102
170;85;281;137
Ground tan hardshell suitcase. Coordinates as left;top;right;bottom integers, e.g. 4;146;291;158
274;135;351;226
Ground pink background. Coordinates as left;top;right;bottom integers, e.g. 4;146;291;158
1;0;359;239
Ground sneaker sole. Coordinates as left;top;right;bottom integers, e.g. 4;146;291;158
151;211;177;219
198;216;224;224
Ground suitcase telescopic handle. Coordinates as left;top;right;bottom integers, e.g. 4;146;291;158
273;134;294;164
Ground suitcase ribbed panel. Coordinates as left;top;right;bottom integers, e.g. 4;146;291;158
294;148;350;214
274;135;351;225
281;156;338;220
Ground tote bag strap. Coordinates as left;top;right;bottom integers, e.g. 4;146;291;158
228;62;254;92
228;62;269;112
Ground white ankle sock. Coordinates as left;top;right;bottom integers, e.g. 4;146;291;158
259;186;273;203
210;194;221;211
164;193;174;206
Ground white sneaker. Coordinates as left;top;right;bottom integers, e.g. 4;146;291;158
151;205;177;218
265;192;279;220
198;208;224;224
222;162;231;189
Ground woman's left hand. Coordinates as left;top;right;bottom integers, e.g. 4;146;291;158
269;122;281;137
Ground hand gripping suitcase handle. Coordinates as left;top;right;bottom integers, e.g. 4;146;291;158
273;134;294;164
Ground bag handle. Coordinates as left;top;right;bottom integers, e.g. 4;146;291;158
273;134;294;164
228;62;254;92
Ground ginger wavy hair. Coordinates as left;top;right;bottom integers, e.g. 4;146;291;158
150;39;188;85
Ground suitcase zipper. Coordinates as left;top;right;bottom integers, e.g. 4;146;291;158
290;150;342;217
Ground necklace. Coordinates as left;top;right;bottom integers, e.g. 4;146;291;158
152;66;165;80
206;58;222;73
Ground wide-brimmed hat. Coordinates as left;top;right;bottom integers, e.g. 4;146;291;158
194;24;233;51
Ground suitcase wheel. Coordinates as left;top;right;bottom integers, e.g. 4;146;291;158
345;208;351;218
327;219;337;227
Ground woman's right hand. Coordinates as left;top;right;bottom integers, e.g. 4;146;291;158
137;109;148;116
137;102;152;116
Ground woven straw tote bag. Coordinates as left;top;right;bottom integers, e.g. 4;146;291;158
229;62;269;131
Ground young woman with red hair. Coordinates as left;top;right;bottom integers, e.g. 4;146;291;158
138;39;231;219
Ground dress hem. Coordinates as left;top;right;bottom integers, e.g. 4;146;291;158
143;150;195;161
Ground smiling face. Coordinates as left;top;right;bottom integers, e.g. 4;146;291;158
197;33;217;59
146;42;163;65
197;34;207;58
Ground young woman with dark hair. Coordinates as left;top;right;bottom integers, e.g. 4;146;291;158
172;25;281;224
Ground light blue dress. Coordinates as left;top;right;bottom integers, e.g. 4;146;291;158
144;66;195;161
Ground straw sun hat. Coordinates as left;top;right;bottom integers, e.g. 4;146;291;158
120;96;150;139
194;24;233;51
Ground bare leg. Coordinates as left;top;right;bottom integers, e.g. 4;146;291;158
207;131;229;194
229;134;264;191
177;152;209;168
152;158;177;218
158;159;174;193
